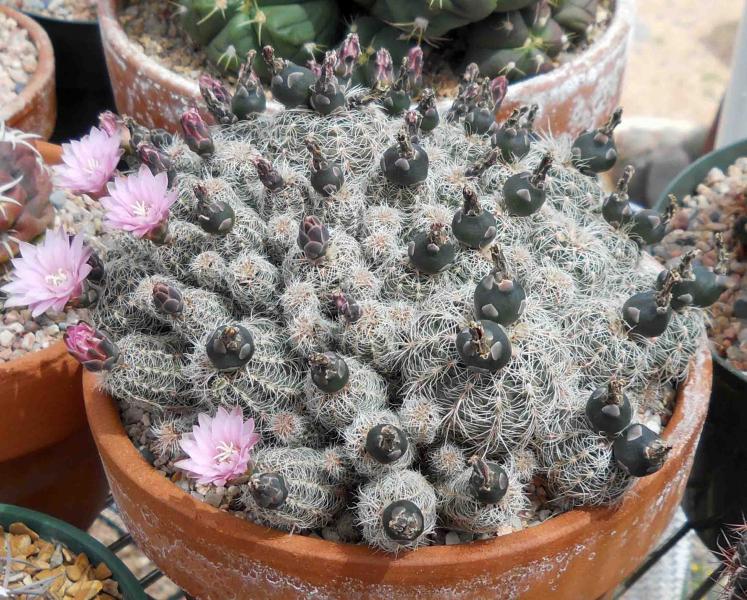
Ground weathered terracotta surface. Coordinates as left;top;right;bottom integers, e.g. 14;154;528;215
83;346;711;600
97;0;634;138
0;143;107;529
1;6;56;139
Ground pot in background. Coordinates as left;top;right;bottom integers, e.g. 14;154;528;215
0;5;56;139
96;0;634;138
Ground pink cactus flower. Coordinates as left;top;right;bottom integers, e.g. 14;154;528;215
175;407;260;486
100;165;177;242
1;228;92;317
54;126;122;197
64;321;120;372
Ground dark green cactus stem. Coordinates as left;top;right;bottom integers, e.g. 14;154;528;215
446;62;480;123
408;223;456;274
305;136;344;197
613;424;671;477
149;128;173;150
452;185;497;249
658;249;699;312
332;290;362;324
297;215;330;263
571;107;622;175
456;319;512;373
464;148;499;179
381;129;429;186
468;456;509;504
249;472;288;509
309;351;350;393
152;282;184;315
251;155;285;192
602;164;634;228
381;57;412;116
365;423;409;464
585;378;633;436
382;499;424;542
503;153;552;216
86;251;105;283
124;117;150;155
629;194;677;247
262;45;315;108
622;271;678;338
309;50;346;116
137;142;176;186
199;73;236;124
232;50;266;118
195;182;235;235
464;77;506;136
206;324;255;371
491;104;538;162
662;238;728;308
416;88;440;132
473;244;526;327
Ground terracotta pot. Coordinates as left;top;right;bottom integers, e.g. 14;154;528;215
97;0;634;138
83;345;711;600
0;6;56;139
0;142;107;530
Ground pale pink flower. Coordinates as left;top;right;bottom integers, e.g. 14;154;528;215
100;165;177;241
54;126;122;197
1;228;92;317
175;407;260;486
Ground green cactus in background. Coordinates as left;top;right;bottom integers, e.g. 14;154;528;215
0;125;54;266
463;1;568;80
178;0;341;74
352;0;499;41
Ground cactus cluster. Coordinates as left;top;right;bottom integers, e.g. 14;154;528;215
176;0;605;84
0;124;54;267
68;47;709;554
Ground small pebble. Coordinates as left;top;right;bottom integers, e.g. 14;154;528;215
0;0;97;21
444;531;461;545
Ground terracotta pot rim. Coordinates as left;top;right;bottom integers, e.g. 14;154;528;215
97;0;634;116
0;339;67;381
83;342;710;569
0;6;55;128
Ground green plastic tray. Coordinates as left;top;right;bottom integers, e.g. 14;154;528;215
0;503;146;599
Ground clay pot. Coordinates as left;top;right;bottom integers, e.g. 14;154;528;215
83;345;711;600
0;142;108;530
0;6;56;139
97;0;634;138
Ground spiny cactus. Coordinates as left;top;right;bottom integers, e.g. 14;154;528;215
60;49;709;554
177;0;340;75
0;125;54;266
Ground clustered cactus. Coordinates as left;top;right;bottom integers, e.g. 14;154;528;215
175;0;604;84
0;124;54;267
63;46;710;554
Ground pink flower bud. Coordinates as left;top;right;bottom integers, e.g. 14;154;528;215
180;108;214;156
64;321;120;372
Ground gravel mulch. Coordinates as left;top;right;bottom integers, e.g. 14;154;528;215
0;0;97;22
653;159;747;374
0;11;37;114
